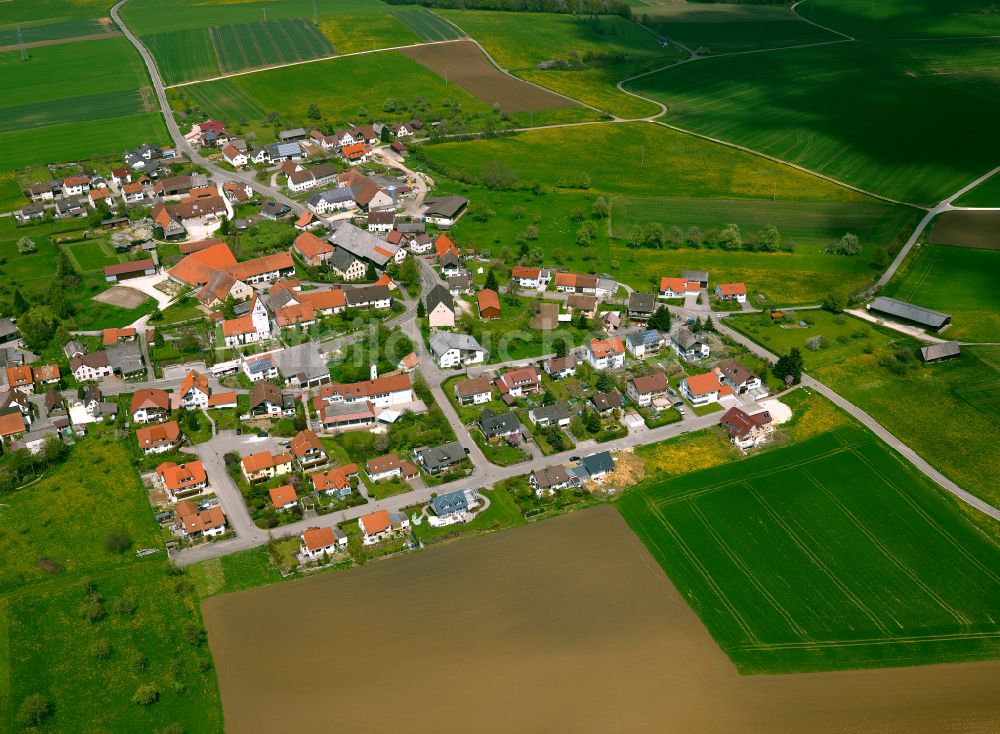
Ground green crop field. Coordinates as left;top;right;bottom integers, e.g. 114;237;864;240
619;425;1000;674
211;18;332;74
954;173;1000;208
816;345;1000;509
0;0;111;25
627;40;1000;206
439;10;680;118
642;3;839;54
0;436;223;733
145;27;220;85
798;0;1000;40
882;245;1000;343
391;8;462;42
0;37;166;169
318;11;418;55
0;18;108;45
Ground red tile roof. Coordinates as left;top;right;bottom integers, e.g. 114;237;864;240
156;460;206;491
590;338;624;358
0;411;26;438
360;509;391;535
302;525;337;551
269;484;298;507
130;388;169;413
717;282;747;296
135;420;180;449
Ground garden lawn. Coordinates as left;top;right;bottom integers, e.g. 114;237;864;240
882;244;1000;343
626;40;1000;206
410;485;524;544
0;435;223;732
619;424;1000;674
727;310;898;370
814;344;1000;509
187;546;286;600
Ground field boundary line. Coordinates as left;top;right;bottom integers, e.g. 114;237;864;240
689;501;810;638
748;487;892;635
640;494;761;644
804;472;973;627
790;0;856;41
737;628;1000;652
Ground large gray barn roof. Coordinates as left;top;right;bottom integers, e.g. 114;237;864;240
868;297;951;329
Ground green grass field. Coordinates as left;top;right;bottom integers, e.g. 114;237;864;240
0;37;167;169
0;18;107;45
212;18;332;74
0;436;223;732
954;172;1000;207
883;244;1000;343
619;425;1000;673
439;10;680;117
642;3;839;54
391;8;462;42
318;11;418;54
798;0;1000;40
815;345;1000;509
144;27;220;85
627;40;1000;206
0;0;111;25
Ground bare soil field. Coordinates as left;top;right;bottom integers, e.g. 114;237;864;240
203;507;1000;734
93;286;148;309
400;40;578;112
929;210;1000;250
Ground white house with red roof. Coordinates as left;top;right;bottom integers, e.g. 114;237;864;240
715;282;748;303
680;371;732;407
495;366;541;400
658;277;701;299
300;525;348;561
359;509;410;545
178;370;211;409
586;338;625;370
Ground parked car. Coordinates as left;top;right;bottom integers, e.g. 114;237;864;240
256;430;268;438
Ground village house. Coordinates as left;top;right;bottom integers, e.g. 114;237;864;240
439;252;463;279
587;338;625;371
627;292;657;322
293;231;334;266
681;371;732;407
715;282;748;304
365;453;419;483
359;509;410;545
448;273;473;297
682;270;709;287
495;366;541;402
178;370;211;409
249;381;294;417
311;464;359;497
314;400;377;431
300;525;348;561
222;294;271;347
175;501;227;539
544;355;578;380
5;365;33;393
672;328;710;361
510;266;551;290
415;441;467;475
658;277;701;300
590;390;622;415
131;388;169;424
627;373;671;407
290;429;328;469
329;248;367;281
88;187;114;208
429;332;487;369
135;420;181;455
528;402;572;427
241;450;294;483
0;411;27;441
425;285;456;328
429;489;471;526
319;371;414;410
715;359;763;395
577;451;614;482
121;182;145;203
554;272;598;295
307;188;355;215
478;409;522;443
62;175;90;197
269;484;299;512
345;284;391;311
421;196;468;228
477;289;501;320
222;144;249;167
70;352;114;382
530;465;573;496
243;354;280;383
567;294;598;319
720;406;774;449
367;210;395;234
625;330;666;359
328;220;404;268
454;377;493;406
156;460;208;502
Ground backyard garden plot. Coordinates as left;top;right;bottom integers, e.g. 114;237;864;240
391;8;462;42
641;3;839;54
627;40;1000;206
619;426;1000;673
882;244;1000;343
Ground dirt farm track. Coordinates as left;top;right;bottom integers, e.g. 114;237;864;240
400;40;578;113
929;210;1000;250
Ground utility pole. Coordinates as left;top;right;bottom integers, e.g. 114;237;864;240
444;68;448;84
17;24;28;62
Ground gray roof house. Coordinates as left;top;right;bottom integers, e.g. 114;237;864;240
868;297;951;332
681;270;709;284
105;342;144;376
329;247;364;277
328;221;398;267
531;465;572;493
271;342;331;388
414;441;467;474
627;292;657;320
429;331;487;367
579;451;614;480
528;402;572;426
0;318;17;343
430;489;469;517
478;409;521;440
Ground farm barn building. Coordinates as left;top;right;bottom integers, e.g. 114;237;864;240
867;297;951;332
